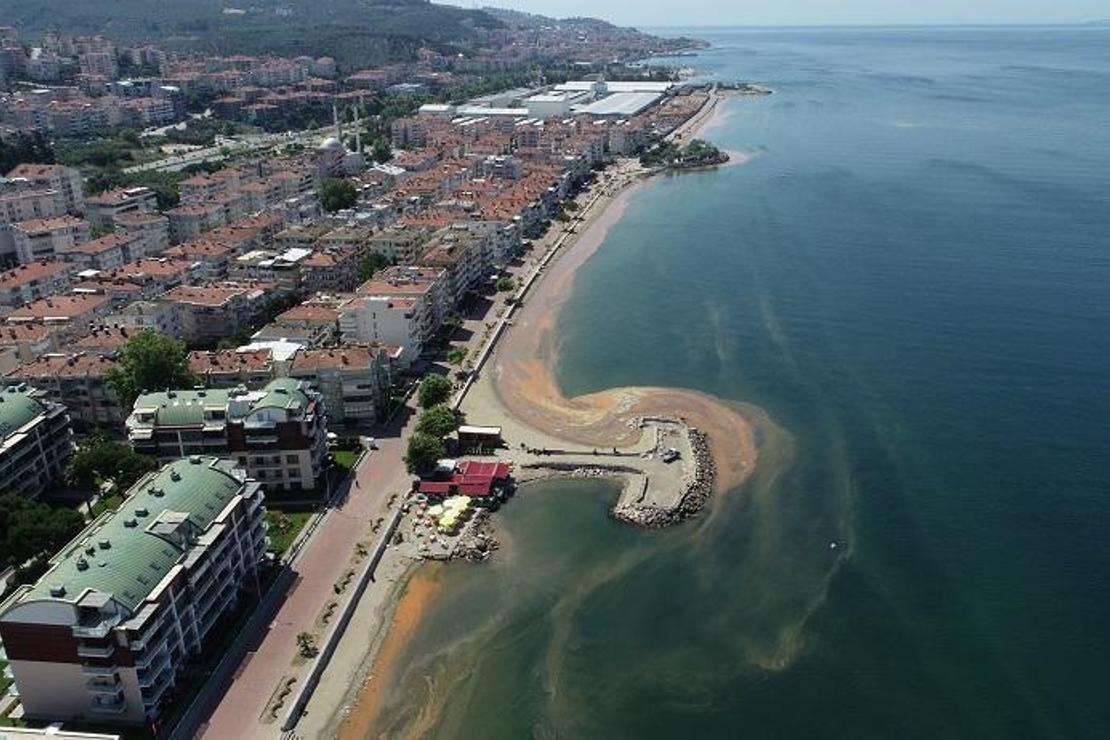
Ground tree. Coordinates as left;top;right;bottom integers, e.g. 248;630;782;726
417;375;452;409
105;330;197;412
495;276;516;292
65;436;157;494
405;432;445;475
415;405;457;439
371;137;392;164
319;178;358;212
446;347;467;365
357;250;391;282
0;496;85;569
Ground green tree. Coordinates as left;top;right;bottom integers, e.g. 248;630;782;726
357;250;391;282
415;405;457;439
65;436;157;494
417;375;452;409
495;276;516;292
0;496;85;569
105;330;197;412
371;137;392;164
296;631;317;658
319;178;358;212
404;432;445;475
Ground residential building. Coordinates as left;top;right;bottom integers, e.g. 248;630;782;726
163;240;232;281
188;348;276;388
340;266;446;362
102;301;179;339
417;224;495;308
112;211;170;258
289;345;397;427
0;259;76;308
6;293;113;339
0;323;62;363
127;378;327;491
11;216;90;263
4;163;84;214
0;457;266;725
85;187;156;226
0;386;73;497
161;284;272;347
4;352;124;433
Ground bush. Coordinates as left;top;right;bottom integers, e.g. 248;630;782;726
417;375;452;408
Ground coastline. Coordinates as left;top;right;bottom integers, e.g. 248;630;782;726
325;91;760;737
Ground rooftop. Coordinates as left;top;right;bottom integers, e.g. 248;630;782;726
18;457;249;611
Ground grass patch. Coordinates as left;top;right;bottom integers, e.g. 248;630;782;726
90;494;124;518
331;449;359;473
265;510;312;556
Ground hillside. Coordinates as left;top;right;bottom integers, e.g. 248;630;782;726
0;0;504;67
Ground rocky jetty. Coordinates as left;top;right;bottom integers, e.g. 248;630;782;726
453;510;500;562
611;428;716;528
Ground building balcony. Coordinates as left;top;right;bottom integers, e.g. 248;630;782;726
89;696;127;714
73;612;122;639
86;676;122;694
81;663;119;677
77;643;116;659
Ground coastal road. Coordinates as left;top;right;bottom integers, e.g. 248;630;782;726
187;410;417;740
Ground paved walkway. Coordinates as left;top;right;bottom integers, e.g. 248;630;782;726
190;411;415;740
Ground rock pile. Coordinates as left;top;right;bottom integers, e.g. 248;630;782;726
454;511;500;562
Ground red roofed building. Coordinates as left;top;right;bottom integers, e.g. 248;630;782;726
417;459;513;500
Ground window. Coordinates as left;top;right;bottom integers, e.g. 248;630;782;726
286;455;298;465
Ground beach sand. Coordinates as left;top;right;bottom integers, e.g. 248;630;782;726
329;90;760;738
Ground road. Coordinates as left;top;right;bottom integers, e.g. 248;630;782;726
123;125;336;174
184;407;416;740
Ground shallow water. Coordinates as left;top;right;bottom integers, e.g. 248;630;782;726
369;27;1110;738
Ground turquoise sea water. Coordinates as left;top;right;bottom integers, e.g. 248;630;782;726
372;27;1110;738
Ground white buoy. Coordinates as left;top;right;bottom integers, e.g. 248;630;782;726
829;541;838;549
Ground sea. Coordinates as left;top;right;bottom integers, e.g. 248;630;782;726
369;27;1110;738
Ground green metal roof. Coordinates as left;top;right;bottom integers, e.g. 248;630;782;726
23;457;247;612
134;379;311;426
0;388;48;439
252;377;309;413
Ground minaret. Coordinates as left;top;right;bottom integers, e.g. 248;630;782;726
353;106;362;154
332;101;343;142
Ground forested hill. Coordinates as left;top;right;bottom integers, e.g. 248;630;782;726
0;0;504;67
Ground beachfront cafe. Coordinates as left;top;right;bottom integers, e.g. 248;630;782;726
418;459;514;504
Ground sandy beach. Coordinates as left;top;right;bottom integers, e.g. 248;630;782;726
323;90;760;738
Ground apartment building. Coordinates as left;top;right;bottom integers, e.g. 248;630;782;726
0;260;76;308
162;240;233;281
339;266;446;363
166;202;226;244
0;457;266;725
417;224;495;309
6;293;113;339
364;223;433;263
85;187;157;227
4;352;125;434
66;233;138;272
112;211;170;258
11;216;90;263
4;163;84;214
102;301;180;339
0;386;73;498
160;284;271;347
0;323;62;363
188;348;276;388
127;378;327;491
289;345;397;427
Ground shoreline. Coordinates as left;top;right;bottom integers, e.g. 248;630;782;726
327;90;760;737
